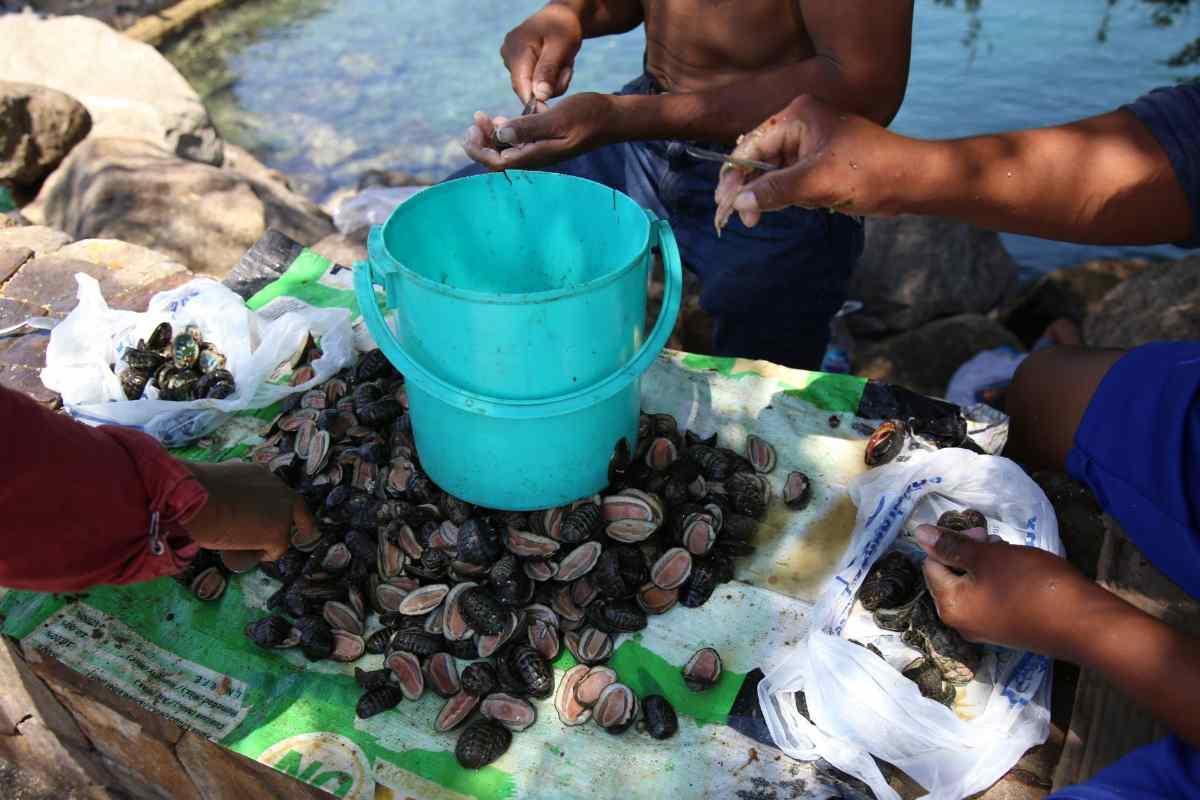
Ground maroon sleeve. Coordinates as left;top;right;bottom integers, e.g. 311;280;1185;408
0;385;208;592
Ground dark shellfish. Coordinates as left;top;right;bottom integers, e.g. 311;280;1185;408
459;587;507;635
937;508;987;533
745;435;776;474
902;657;956;707
480;692;537;732
857;552;921;612
783;471;812;510
593;683;639;734
650;547;692;591
641;695;679;740
461;661;499;697
865;420;907;467
455;719;512;769
244;616;298;649
555;664;593;726
356;685;404;719
683;647;723;691
435;691;480;732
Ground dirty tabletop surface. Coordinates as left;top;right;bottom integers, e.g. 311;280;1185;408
0;243;897;799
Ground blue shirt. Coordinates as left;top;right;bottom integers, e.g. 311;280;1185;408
1055;83;1200;800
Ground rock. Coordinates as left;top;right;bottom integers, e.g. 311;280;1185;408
2;251;191;318
34;138;333;275
1000;259;1151;347
1083;257;1200;348
0;82;91;189
0;14;222;165
0;225;72;257
855;313;1024;399
356;168;434;191
0;247;33;285
848;216;1020;336
311;231;367;267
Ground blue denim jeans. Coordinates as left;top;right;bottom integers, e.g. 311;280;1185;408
449;75;865;370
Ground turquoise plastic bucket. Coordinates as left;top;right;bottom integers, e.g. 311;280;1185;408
369;171;662;399
354;171;683;510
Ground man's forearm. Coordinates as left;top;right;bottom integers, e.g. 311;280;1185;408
611;58;904;145
1065;586;1200;749
550;0;643;38
897;110;1193;244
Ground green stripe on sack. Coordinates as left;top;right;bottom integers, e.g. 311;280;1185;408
246;249;360;314
680;353;865;412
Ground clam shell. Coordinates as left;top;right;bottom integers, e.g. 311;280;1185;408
476;611;520;658
289;525;322;552
191;566;226;601
574;666;618;707
304;430;332;476
645;436;678;470
551;584;584;623
681;514;717;556
442;582;477;641
783;471;812;510
637;582;678;615
374;582;408;613
393;523;423;560
431;521;460;550
555;664;593;727
480;693;537;732
555;541;602;582
574;627;613;666
570;576;599;608
385;651;425;700
745;434;776;474
435;691;479;732
424;652;461;698
397;584;449;616
523;604;560;628
594;683;639;733
378;537;405;579
523;559;558;582
323;600;363;636
503;529;560;558
683;647;723;691
293;419;316;459
527;619;561;662
650;547;693;591
330;631;366;662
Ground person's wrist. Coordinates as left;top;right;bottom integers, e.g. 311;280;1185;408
178;461;225;544
1053;581;1139;665
875;136;944;217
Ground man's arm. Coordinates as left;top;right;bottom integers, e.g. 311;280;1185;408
551;0;643;38
473;1;913;170
616;0;913;142
715;95;1195;244
917;525;1200;750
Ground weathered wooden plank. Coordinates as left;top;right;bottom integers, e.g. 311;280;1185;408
1051;517;1200;790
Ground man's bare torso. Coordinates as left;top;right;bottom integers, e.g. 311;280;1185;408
641;0;813;92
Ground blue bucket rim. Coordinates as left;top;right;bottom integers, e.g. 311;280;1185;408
373;170;652;306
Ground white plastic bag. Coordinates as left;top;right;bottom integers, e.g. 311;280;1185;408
759;447;1063;800
41;275;357;447
334;186;426;234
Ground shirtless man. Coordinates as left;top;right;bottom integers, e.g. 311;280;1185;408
458;1;914;369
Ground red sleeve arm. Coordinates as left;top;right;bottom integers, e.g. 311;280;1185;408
0;385;208;593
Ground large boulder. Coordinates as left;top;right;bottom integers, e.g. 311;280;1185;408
0;14;222;165
1084;257;1200;348
849;216;1020;336
0;82;91;189
33;137;334;275
855;313;1023;399
999;258;1150;347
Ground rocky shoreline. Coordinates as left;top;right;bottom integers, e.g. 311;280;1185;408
3;7;1199;411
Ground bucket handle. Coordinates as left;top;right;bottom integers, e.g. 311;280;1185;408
353;217;683;420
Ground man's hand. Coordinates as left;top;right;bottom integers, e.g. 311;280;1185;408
184;461;314;563
914;524;1121;661
461;93;618;170
713;95;905;231
501;4;583;105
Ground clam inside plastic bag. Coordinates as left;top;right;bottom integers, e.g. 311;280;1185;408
758;447;1064;800
41;275;357;447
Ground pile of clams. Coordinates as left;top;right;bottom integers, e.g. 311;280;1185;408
231;348;803;768
117;322;235;401
853;509;986;707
